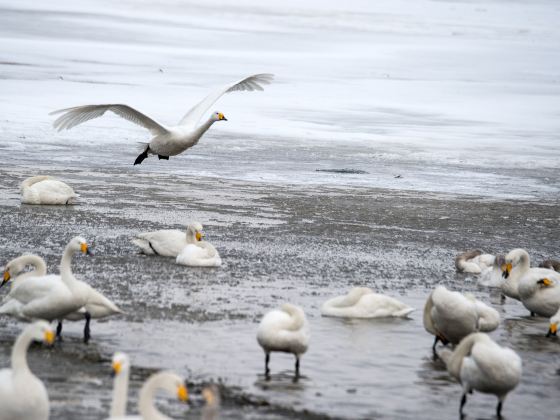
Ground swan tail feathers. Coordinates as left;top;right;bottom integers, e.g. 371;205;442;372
131;238;155;255
394;307;415;318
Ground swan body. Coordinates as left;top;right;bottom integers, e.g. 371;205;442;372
108;371;188;420
176;242;221;267
455;250;495;274
0;321;54;420
423;286;499;353
132;222;206;258
478;254;506;288
439;333;521;417
257;303;309;379
320;287;414;318
21;175;78;205
517;268;560;317
51;74;274;165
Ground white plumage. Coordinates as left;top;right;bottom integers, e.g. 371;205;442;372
439;333;521;417
0;321;54;420
256;303;309;380
455;250;495;274
20;175;78;205
320;287;414;318
107;352;131;419
50;74;274;165
518;267;560;317
176;242;221;267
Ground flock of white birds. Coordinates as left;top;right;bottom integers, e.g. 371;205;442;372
1;74;559;419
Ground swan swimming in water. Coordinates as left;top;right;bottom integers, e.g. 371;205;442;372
107;371;188;420
439;332;521;418
321;287;414;318
455;250;495;274
257;303;309;381
423;286;499;355
0;321;54;420
21;175;78;205
50;74;274;165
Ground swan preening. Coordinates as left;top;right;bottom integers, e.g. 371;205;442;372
455;250;495;274
1;237;122;343
321;287;414;318
256;303;309;381
133;222;221;267
502;248;560;317
21;175;78;205
477;254;506;288
423;286;499;355
439;333;521;417
50;74;274;165
0;321;54;420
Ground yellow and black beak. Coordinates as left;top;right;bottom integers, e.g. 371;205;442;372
177;383;189;402
44;329;55;345
218;112;227;121
81;243;93;256
1;271;10;288
538;278;553;287
501;262;512;279
547;323;557;337
111;361;122;378
195;231;205;241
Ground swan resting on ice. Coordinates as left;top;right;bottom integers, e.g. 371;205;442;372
257;303;309;381
321;287;414;318
423;286;499;355
455;250;495;274
439;332;521;417
133;222;205;257
51;74;274;165
21;175;78;205
0;321;54;420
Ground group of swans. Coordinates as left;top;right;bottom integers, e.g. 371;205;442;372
1;237;122;343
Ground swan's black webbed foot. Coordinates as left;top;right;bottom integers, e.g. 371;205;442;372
158;155;169;160
134;147;150;165
83;312;91;344
56;321;64;342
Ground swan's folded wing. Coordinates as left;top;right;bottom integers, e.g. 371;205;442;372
178;73;274;128
50;104;169;136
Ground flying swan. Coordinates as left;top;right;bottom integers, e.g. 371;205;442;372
50;74;274;165
21;175;78;205
0;321;54;420
321;287;414;318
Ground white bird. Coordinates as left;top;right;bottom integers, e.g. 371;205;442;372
50;74;274;165
132;222;205;258
21;175;78;205
320;287;414;318
547;307;560;337
500;248;528;301
109;371;188;420
176;241;221;267
439;332;521;418
107;352;131;419
455;250;495;274
1;254;47;288
539;259;560;272
201;384;220;420
423;286;499;355
478;254;506;288
0;321;54;420
256;303;309;381
0;237;121;343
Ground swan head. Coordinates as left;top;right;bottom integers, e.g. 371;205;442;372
27;321;55;346
187;222;205;241
502;249;528;278
1;257;25;288
111;352;130;378
202;384;221;409
212;111;227;122
548;313;560;337
68;236;92;255
154;372;189;403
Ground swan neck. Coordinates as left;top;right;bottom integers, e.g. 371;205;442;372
186;229;196;244
195;118;215;137
11;329;33;376
110;368;130;418
139;375;164;419
60;245;76;287
24;255;47;277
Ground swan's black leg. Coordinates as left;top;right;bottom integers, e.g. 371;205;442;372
148;241;160;256
265;352;270;380
84;312;91;344
460;393;467;417
294;355;300;382
134;147;150;165
432;336;439;359
496;401;503;418
530;311;535;317
158;155;169;160
56;321;63;341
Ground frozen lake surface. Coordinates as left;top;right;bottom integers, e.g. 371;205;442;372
0;0;559;419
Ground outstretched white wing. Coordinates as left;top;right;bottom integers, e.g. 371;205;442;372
179;73;274;128
50;104;169;136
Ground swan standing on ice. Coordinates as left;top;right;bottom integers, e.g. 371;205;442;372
50;74;274;165
321;287;414;318
439;333;521;417
21;175;78;205
0;321;55;420
108;371;188;420
108;352;131;419
455;250;495;274
423;286;499;355
257;303;309;381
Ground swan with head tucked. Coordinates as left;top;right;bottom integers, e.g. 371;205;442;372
0;237;121;343
257;303;309;381
176;240;221;267
455;250;495;274
21;175;78;205
108;371;189;420
132;222;206;258
321;287;414;318
478;254;506;288
438;332;521;418
423;286;499;356
0;321;54;420
50;74;274;165
107;352;131;419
